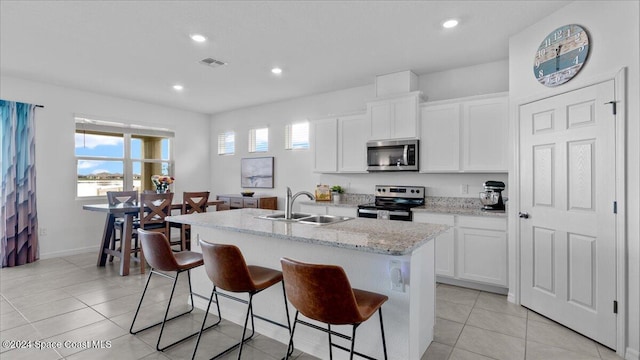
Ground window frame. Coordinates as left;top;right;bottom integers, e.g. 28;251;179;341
285;121;310;150
248;127;269;153
217;131;235;155
75;117;174;199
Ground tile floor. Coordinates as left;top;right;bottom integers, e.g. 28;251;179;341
424;284;622;360
0;252;623;360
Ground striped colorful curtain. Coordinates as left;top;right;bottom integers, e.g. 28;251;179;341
1;100;39;267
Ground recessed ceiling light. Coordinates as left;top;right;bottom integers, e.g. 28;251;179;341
190;34;207;42
442;19;459;29
271;67;283;75
173;84;184;91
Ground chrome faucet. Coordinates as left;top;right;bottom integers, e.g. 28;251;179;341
285;187;315;219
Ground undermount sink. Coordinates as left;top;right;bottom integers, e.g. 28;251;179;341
257;213;352;225
258;212;311;221
297;214;352;225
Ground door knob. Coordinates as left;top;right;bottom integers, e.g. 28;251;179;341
519;212;530;219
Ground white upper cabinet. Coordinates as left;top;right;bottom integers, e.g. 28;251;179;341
367;92;421;140
461;96;508;171
420;93;508;173
419;103;461;172
312;116;338;173
338;113;368;173
312;112;368;173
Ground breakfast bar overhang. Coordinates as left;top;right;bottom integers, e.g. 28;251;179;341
167;208;448;360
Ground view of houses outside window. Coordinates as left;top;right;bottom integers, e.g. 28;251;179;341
75;121;173;197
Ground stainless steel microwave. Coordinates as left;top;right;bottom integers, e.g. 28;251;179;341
367;139;419;171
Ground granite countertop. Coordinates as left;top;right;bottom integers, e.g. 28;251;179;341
411;205;507;217
299;198;366;208
300;195;507;218
167;208;448;256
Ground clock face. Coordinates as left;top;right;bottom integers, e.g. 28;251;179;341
533;24;590;87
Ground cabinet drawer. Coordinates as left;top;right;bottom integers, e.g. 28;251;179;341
412;213;455;226
457;216;506;231
230;198;243;208
243;198;258;208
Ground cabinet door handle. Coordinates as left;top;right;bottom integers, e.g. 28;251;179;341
518;212;530;219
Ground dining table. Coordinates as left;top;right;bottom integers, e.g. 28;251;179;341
83;200;223;276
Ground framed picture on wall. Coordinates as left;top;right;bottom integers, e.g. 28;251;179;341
241;156;274;188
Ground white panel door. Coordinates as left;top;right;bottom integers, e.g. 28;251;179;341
519;80;617;348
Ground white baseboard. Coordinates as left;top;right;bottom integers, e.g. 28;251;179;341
626;347;640;360
436;276;508;295
39;246;98;259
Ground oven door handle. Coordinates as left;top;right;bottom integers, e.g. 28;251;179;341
358;209;380;215
358;209;411;217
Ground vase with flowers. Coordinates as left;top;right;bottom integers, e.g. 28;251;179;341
151;175;174;193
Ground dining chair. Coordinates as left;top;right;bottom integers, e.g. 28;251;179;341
106;191;139;263
169;191;210;251
138;192;174;271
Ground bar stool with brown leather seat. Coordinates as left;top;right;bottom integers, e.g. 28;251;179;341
192;240;293;360
130;229;219;352
280;257;389;360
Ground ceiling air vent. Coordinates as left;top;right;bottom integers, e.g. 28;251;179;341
199;57;227;68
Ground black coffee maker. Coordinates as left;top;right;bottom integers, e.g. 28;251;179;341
479;181;506;211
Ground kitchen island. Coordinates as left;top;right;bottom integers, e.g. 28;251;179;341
167;208;448;360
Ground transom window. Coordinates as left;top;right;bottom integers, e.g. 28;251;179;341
75;117;174;197
285;122;309;150
217;131;235;155
249;127;269;153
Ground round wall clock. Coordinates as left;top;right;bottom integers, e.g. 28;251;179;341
533;24;590;87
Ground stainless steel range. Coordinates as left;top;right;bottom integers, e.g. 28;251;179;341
357;185;425;221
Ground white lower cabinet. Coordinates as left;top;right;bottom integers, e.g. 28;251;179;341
456;227;507;286
413;212;507;288
412;213;455;277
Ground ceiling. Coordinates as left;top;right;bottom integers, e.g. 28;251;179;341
0;0;570;115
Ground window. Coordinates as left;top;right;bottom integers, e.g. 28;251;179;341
285;122;309;150
75;117;174;197
249;127;269;152
217;131;235;155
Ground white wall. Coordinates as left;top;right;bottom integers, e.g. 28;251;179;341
508;1;639;358
209;60;510;211
419;59;509;102
0;76;211;258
